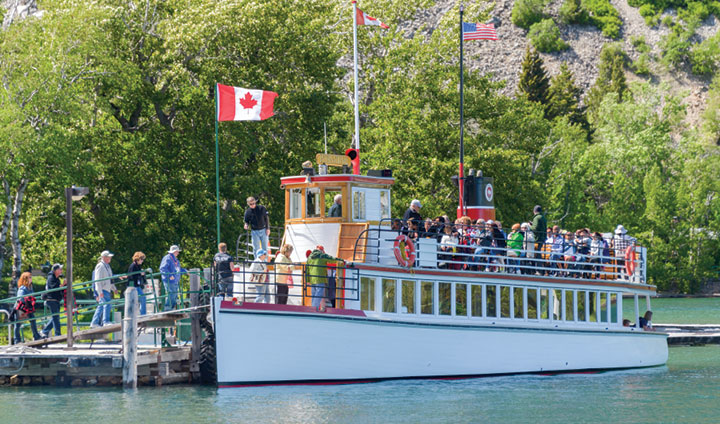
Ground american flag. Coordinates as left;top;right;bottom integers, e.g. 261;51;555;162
463;22;498;41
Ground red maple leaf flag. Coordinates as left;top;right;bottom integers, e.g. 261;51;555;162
216;84;278;121
356;6;389;29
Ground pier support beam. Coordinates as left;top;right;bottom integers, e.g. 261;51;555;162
122;287;138;389
189;269;201;381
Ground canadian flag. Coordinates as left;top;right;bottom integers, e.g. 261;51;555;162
356;7;389;29
216;84;278;121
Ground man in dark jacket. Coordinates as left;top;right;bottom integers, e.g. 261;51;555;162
531;205;547;248
40;263;64;337
214;242;235;297
403;199;423;229
244;196;271;258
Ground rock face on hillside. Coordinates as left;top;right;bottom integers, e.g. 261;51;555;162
2;0;42;30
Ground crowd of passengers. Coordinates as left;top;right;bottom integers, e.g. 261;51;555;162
395;201;637;279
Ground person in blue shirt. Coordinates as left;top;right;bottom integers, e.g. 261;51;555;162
160;245;187;310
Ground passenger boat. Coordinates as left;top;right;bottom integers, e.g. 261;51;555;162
211;154;668;387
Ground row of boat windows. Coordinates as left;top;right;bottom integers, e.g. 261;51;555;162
359;277;620;324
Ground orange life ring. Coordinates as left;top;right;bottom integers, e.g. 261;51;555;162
393;234;416;267
624;246;636;277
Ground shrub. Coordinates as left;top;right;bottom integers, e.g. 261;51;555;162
631;35;651;53
690;32;720;74
581;0;622;38
638;4;661;26
632;53;652;75
528;19;570;52
660;30;692;68
512;0;547;29
559;0;590;24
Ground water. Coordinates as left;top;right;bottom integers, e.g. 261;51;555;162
624;297;720;324
1;346;719;423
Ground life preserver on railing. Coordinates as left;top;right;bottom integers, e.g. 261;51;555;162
393;234;416;267
624;246;636;277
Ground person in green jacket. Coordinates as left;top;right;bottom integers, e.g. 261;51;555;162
531;205;547;248
507;223;524;274
305;247;343;311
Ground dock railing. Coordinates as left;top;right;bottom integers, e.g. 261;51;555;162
227;260;360;307
0;268;212;345
352;226;647;284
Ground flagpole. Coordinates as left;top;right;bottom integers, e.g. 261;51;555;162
215;85;221;246
458;3;466;218
352;0;361;150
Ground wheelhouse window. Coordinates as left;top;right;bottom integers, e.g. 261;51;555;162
352;190;366;220
289;188;302;219
380;190;391;219
325;188;342;218
306;187;321;218
360;277;375;311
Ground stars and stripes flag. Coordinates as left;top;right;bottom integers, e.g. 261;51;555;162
356;6;389;29
216;83;278;121
462;22;498;41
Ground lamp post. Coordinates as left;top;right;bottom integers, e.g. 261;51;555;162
65;186;88;348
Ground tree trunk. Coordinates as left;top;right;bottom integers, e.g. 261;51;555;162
9;178;28;299
0;178;11;278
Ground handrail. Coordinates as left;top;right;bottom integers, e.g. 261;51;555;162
234;224;286;262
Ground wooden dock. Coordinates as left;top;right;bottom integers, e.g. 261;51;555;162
0;343;194;387
655;324;720;345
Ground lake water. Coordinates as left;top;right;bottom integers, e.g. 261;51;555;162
1;345;719;423
626;296;720;324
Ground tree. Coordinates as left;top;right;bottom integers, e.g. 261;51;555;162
586;43;628;124
518;47;550;107
547;63;585;126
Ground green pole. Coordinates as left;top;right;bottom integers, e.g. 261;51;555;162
215;84;221;246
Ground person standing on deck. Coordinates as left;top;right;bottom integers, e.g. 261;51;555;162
244;196;270;258
90;251;119;328
403;199;423;230
40;264;65;338
14;272;42;343
214;243;235;297
274;244;295;305
160;245;187;310
531;205;547;250
305;247;344;312
249;249;270;303
611;225;635;275
328;194;342;217
127;252;148;315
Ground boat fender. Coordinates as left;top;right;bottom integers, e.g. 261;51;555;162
624;246;636;277
393;234;416;267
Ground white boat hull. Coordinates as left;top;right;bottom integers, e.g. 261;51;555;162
213;299;668;387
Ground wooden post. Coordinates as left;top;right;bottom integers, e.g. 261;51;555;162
189;269;201;380
122;287;138;389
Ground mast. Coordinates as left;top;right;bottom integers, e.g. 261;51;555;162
352;0;361;151
458;3;466;218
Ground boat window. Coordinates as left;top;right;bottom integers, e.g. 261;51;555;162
380;190;391;220
421;281;434;314
540;289;549;319
599;292;609;323
401;280;415;314
514;287;524;319
565;290;575;321
360;277;375;311
439;283;451;315
382;278;396;313
486;285;497;318
588;291;598;322
527;289;538;320
471;285;483;317
289;188;302;219
610;293;619;323
325;188;342;218
500;286;510;318
306;187;321;218
553;289;562;320
352;190;366;220
577;291;587;322
456;284;468;317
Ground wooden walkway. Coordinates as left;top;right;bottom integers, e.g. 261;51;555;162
19;312;189;348
655;324;720;345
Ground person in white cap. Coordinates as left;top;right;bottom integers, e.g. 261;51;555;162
160;245;188;310
403;199;423;229
90;250;119;328
611;225;635;274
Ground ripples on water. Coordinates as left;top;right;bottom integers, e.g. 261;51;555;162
2;346;719;423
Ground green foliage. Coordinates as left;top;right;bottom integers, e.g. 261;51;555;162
638;4;661;26
631;35;651;53
701;74;720;144
559;0;590;24
632;53;652;75
512;0;547;29
586;43;628;123
528;19;570;53
547;63;586;127
690;31;720;74
660;27;693;68
581;0;622;38
517;47;550;106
